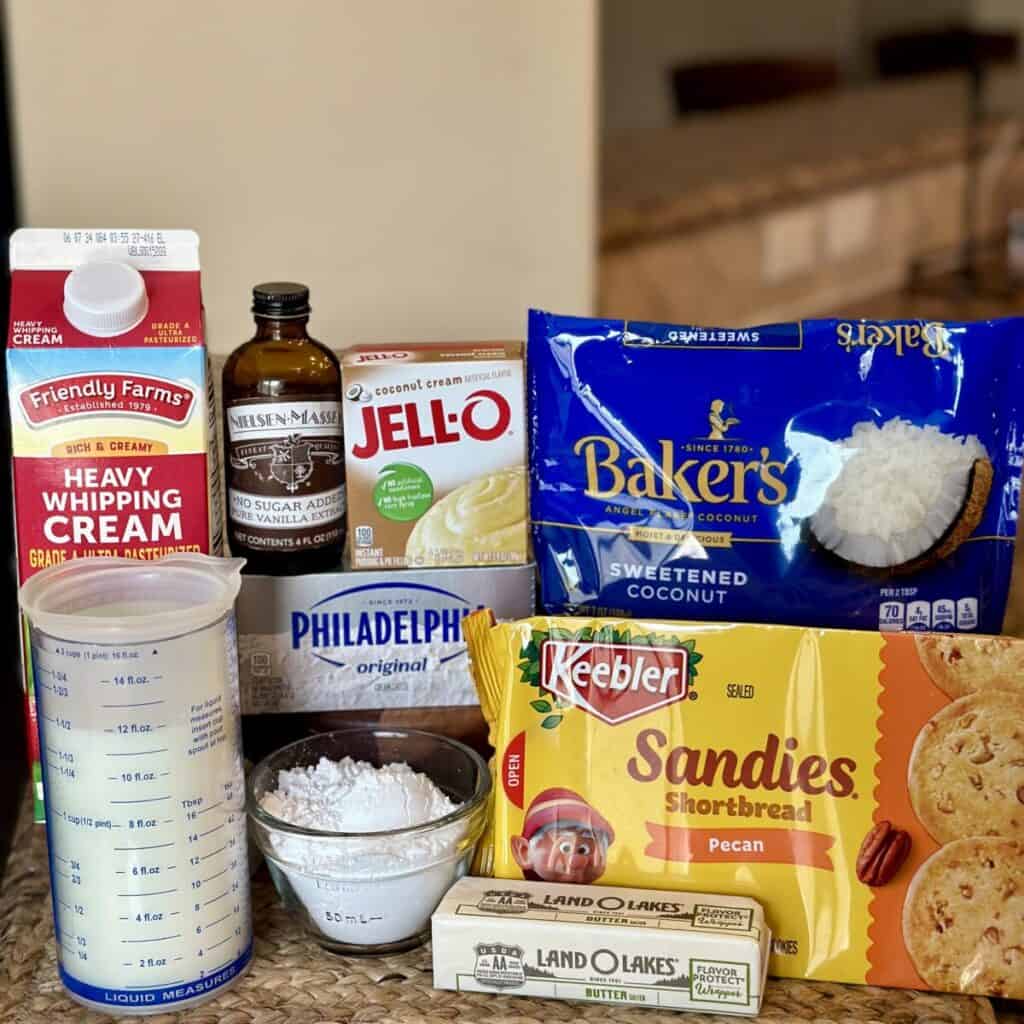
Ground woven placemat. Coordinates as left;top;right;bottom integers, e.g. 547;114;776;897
0;792;1007;1024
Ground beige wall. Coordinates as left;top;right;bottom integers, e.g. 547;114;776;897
6;1;596;353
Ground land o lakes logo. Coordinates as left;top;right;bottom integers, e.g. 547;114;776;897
515;625;702;728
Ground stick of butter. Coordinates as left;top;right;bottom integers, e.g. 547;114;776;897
431;877;770;1015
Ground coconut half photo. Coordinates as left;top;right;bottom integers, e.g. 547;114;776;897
808;418;992;574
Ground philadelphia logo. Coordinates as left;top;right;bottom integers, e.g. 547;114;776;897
291;581;483;669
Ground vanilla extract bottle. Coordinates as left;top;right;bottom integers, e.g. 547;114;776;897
222;283;344;574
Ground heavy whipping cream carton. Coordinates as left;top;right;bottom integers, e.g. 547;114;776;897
7;229;221;817
342;342;527;570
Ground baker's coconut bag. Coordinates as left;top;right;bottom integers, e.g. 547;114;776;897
528;311;1024;632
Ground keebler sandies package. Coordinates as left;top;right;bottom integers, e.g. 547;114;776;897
528;311;1024;633
466;610;1024;997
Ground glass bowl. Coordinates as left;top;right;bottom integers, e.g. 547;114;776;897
247;726;491;954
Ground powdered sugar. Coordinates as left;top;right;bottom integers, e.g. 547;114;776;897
261;756;458;834
257;756;469;948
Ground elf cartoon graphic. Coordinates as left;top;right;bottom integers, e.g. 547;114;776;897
509;788;615;885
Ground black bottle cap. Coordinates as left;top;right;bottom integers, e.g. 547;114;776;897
252;282;311;319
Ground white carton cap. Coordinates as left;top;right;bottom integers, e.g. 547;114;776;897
62;260;149;336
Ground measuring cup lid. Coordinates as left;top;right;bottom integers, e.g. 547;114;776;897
18;554;245;644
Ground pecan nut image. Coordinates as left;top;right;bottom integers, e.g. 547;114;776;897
856;821;912;886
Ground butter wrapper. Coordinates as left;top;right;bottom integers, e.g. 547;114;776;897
431;877;769;1015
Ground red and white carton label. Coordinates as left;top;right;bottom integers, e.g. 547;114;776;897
18;372;197;427
6;229;221;817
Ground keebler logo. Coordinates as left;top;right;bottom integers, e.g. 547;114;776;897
19;372;195;427
541;640;692;725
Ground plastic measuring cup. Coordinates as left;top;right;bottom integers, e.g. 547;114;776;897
19;554;253;1015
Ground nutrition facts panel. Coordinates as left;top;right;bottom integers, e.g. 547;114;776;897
33;621;252;1013
878;596;979;631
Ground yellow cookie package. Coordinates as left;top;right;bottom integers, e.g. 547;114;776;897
464;611;1024;998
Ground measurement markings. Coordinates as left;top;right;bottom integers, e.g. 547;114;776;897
119;916;130;921
205;954;238;974
117;889;178;898
110;796;171;805
204;912;231;930
202;889;229;907
204;935;233;953
196;802;223;816
46;762;60;771
106;749;168;757
114;843;174;852
101;700;165;709
201;867;228;884
59;900;71;911
199;823;225;838
121;934;181;944
54;854;67;864
200;844;227;860
56;870;70;880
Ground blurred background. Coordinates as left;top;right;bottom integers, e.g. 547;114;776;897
5;0;1024;854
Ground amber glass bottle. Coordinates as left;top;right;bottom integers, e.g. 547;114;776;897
222;283;344;574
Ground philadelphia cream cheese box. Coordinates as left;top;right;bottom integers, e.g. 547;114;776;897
235;563;534;713
431;877;769;1015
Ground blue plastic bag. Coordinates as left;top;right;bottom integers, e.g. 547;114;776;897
528;311;1024;632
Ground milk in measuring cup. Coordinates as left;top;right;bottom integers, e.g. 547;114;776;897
20;555;252;1014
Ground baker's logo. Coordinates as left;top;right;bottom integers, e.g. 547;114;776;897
836;320;952;359
541;640;693;725
350;389;511;459
19;372;195;427
473;943;526;988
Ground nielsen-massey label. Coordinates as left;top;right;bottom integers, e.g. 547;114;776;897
226;398;343;552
